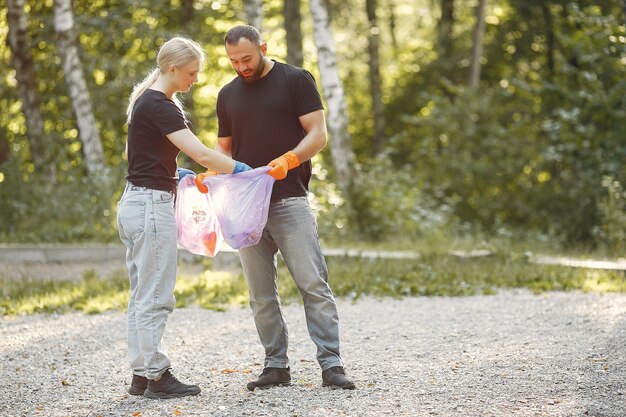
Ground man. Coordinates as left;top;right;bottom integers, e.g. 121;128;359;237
206;24;355;390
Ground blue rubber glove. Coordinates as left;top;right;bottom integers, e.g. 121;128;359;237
233;161;252;174
177;167;196;182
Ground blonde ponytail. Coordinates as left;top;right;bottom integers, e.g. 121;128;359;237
126;36;206;125
126;68;160;124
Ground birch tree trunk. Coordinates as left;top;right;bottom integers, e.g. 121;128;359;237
366;0;385;155
468;0;486;89
309;0;357;193
7;0;54;176
181;0;195;126
284;0;303;67
54;0;105;174
245;0;263;31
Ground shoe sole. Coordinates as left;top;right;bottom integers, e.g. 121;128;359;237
322;382;356;390
247;382;292;392
144;389;201;399
128;387;146;396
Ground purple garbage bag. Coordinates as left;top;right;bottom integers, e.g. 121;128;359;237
202;166;275;249
175;175;223;257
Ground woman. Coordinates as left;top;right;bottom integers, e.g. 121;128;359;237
117;36;250;399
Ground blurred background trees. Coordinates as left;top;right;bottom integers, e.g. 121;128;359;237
0;0;624;254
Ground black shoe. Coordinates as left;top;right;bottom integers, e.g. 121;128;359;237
143;369;201;399
322;366;356;390
246;367;291;391
128;374;148;396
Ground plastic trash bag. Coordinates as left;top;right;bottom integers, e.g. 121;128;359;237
175;175;223;257
202;166;275;249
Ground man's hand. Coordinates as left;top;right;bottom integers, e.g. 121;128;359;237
195;170;219;193
268;151;300;180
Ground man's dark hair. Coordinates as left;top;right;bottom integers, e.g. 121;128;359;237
225;25;262;46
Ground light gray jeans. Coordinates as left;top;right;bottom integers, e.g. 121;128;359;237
238;196;344;371
117;182;177;380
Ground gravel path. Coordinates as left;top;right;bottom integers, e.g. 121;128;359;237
1;291;625;417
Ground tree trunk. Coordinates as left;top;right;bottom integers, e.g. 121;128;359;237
245;0;263;31
308;0;357;194
0;136;9;166
622;0;626;25
6;0;53;176
468;0;486;89
541;2;555;81
181;0;195;126
366;0;385;154
178;0;197;171
181;0;193;26
284;0;303;67
438;0;454;58
54;0;105;174
387;0;398;52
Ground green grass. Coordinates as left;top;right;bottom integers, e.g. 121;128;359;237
2;250;624;316
324;253;626;299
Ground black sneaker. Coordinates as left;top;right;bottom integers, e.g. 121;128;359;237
143;369;201;399
322;366;356;390
246;367;291;391
128;374;148;396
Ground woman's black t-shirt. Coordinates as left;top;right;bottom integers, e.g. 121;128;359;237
126;89;187;192
217;61;324;200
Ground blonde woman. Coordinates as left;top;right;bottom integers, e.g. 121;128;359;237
117;36;250;399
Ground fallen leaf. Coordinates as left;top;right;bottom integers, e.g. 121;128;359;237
61;379;70;386
174;410;183;416
132;412;142;417
221;368;238;374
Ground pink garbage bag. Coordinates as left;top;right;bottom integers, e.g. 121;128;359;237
202;166;275;249
175;175;223;257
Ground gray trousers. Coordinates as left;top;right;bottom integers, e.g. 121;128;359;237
117;182;177;380
238;196;344;371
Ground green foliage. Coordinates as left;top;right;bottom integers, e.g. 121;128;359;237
173;270;250;310
0;159;125;242
326;253;626;298
380;1;626;247
1;1;625;248
0;269;129;315
3;251;625;316
0;267;250;315
595;177;626;255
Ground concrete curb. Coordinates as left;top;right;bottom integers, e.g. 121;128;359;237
0;244;126;263
0;244;421;264
0;244;624;270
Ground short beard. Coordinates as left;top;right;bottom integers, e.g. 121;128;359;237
240;53;266;84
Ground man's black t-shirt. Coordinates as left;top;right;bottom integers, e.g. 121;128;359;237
126;89;187;192
217;61;324;200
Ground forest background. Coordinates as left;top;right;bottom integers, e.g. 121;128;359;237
1;0;625;257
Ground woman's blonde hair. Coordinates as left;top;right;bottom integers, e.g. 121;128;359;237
126;36;206;124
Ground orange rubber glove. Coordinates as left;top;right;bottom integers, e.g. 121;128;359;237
195;170;219;194
268;151;300;180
